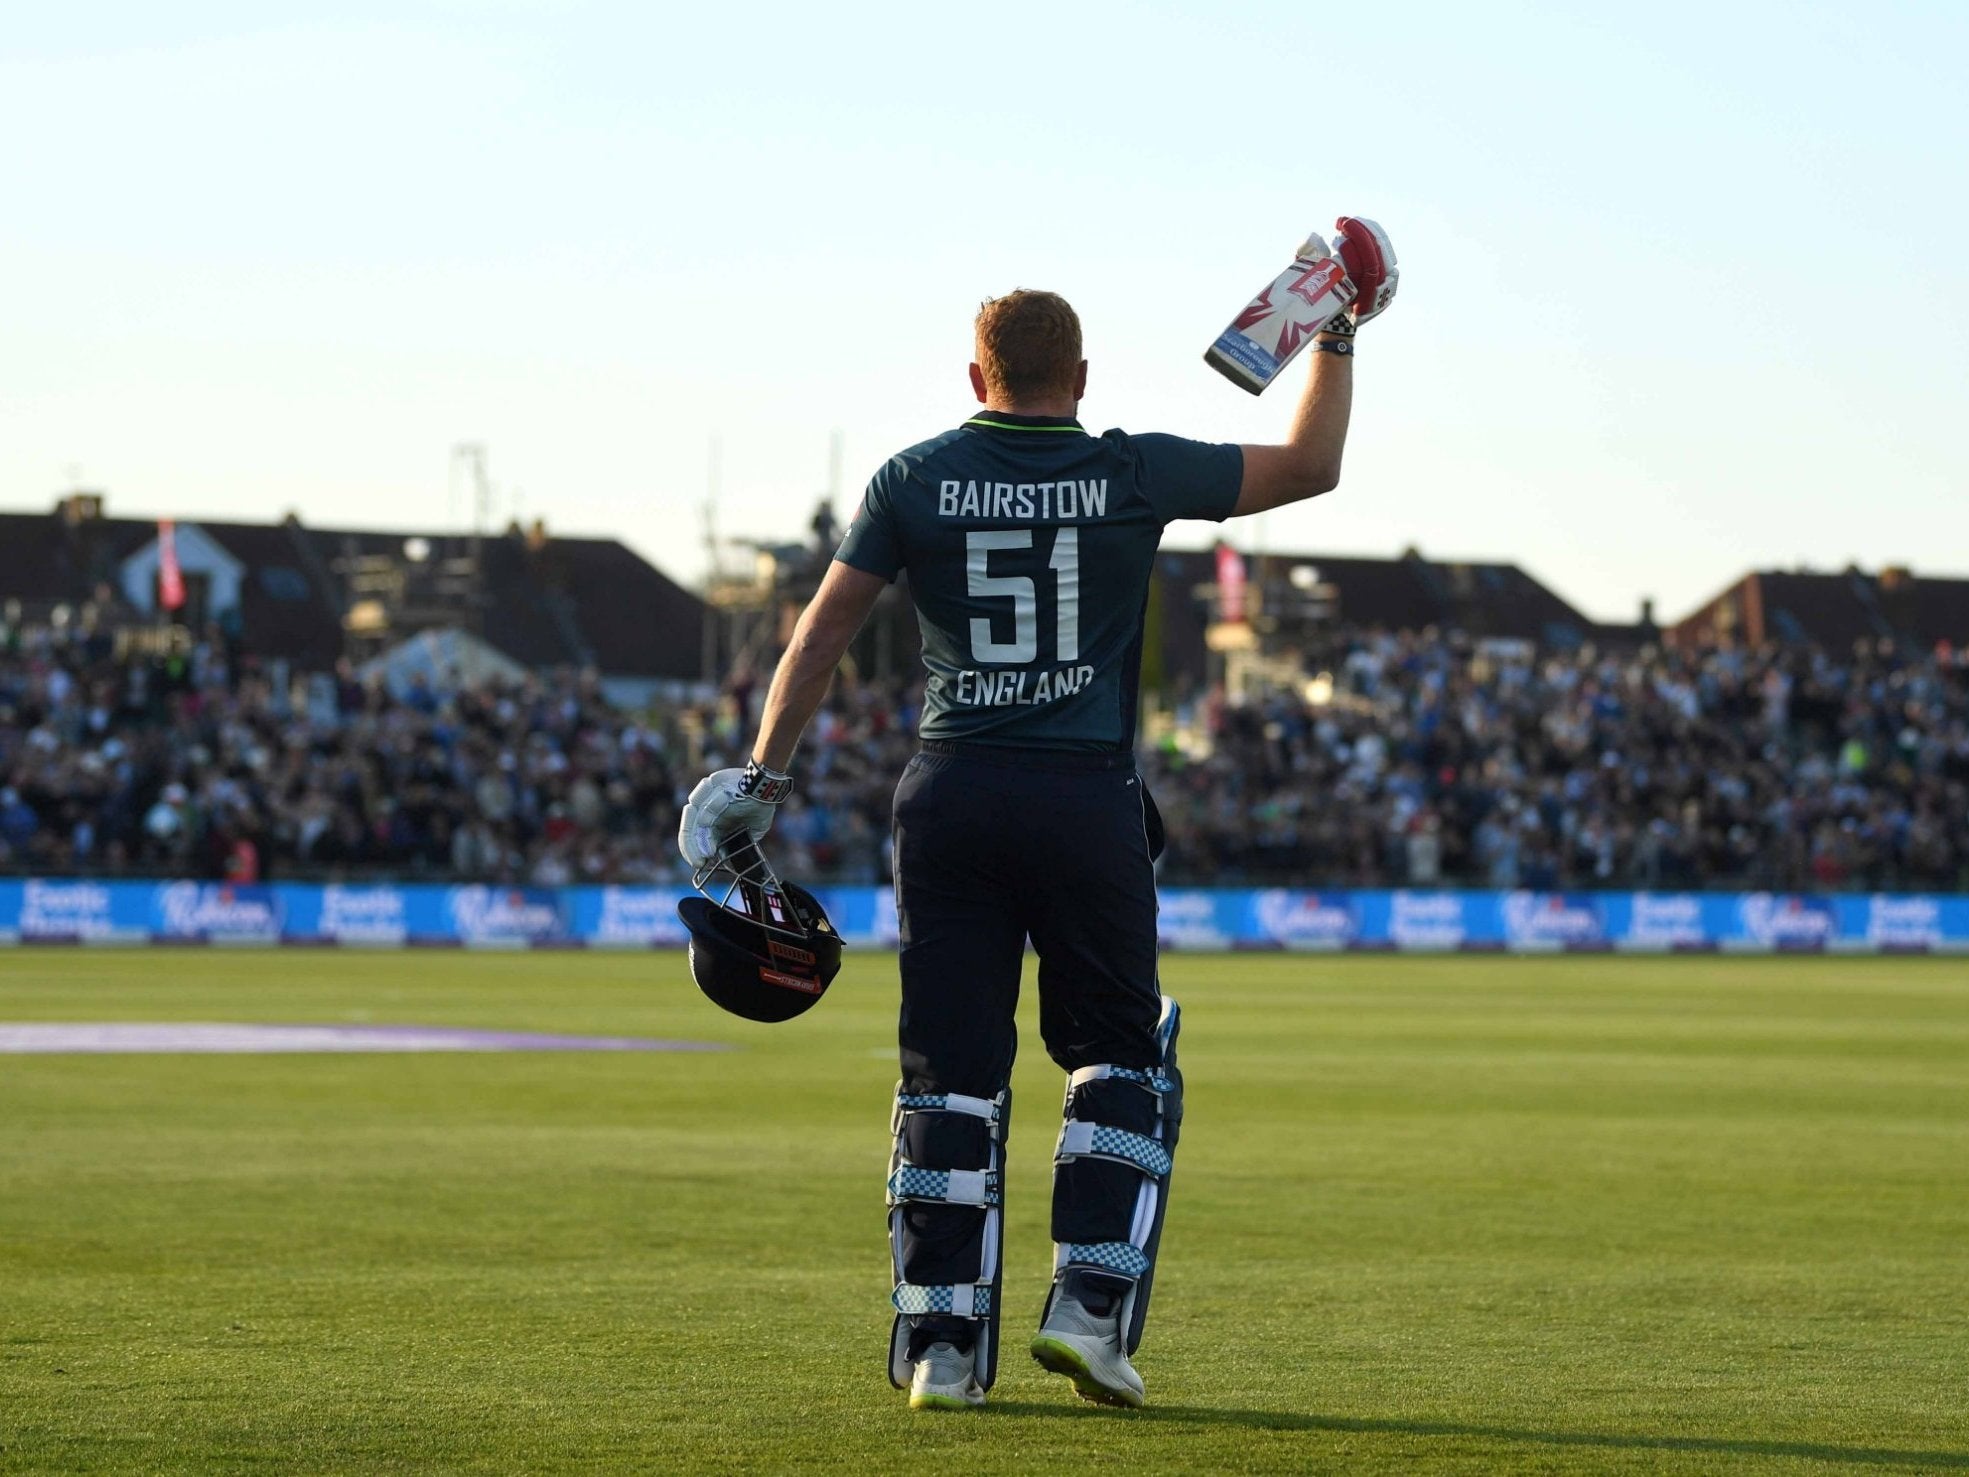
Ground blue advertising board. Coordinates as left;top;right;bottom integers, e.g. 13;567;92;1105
0;881;1964;953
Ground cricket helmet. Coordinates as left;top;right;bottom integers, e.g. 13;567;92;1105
676;837;842;1022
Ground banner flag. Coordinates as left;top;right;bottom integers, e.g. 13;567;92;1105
1215;541;1246;624
158;520;186;611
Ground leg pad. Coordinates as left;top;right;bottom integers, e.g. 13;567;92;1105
1045;997;1183;1355
886;1083;1009;1389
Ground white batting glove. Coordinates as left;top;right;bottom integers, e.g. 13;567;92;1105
677;760;793;871
1322;217;1398;335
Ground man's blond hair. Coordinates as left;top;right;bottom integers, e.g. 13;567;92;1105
974;290;1082;403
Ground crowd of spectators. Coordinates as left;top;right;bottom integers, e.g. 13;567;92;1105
1145;630;1968;892
1;622;1964;892
0;629;689;886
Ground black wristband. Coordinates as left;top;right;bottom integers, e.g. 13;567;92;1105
1311;337;1355;357
738;760;793;803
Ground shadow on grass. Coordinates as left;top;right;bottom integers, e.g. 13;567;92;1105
984;1401;1968;1469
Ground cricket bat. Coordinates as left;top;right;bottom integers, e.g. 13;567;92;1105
1204;233;1357;395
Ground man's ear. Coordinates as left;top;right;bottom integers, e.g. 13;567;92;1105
968;363;989;403
1073;360;1088;401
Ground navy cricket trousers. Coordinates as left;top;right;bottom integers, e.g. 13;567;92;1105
890;742;1164;1316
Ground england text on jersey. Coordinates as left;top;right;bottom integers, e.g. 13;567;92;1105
951;663;1096;709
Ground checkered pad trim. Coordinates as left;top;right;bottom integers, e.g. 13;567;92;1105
892;1283;992;1317
886;1165;1000;1207
1063;1242;1151;1278
1057;1121;1172;1178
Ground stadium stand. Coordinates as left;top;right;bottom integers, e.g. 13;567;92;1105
0;495;705;704
2;497;1963;891
1;619;1962;891
1669;564;1969;651
1151;545;1651;660
1140;627;1966;891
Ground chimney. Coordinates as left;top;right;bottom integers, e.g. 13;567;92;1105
1877;566;1917;637
58;491;105;525
526;517;548;553
1640;596;1656;628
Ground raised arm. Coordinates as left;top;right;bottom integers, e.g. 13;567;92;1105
677;559;887;871
1231;336;1353;517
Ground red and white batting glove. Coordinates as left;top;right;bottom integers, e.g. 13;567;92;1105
1322;217;1398;336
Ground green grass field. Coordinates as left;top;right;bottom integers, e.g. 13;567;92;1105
2;950;1966;1474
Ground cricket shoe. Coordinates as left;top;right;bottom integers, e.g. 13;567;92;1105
1029;1276;1146;1409
908;1341;985;1411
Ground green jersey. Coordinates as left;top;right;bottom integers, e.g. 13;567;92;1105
835;411;1243;751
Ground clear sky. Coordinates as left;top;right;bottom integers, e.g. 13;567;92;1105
4;1;1964;623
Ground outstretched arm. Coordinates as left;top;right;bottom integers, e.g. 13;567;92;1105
751;560;889;771
1232;338;1353;517
677;559;887;870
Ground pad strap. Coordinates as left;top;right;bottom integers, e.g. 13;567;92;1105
892;1282;994;1318
886;1165;1001;1208
1055;1120;1172;1178
1059;1241;1152;1278
893;1090;1004;1138
1067;1064;1176;1096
